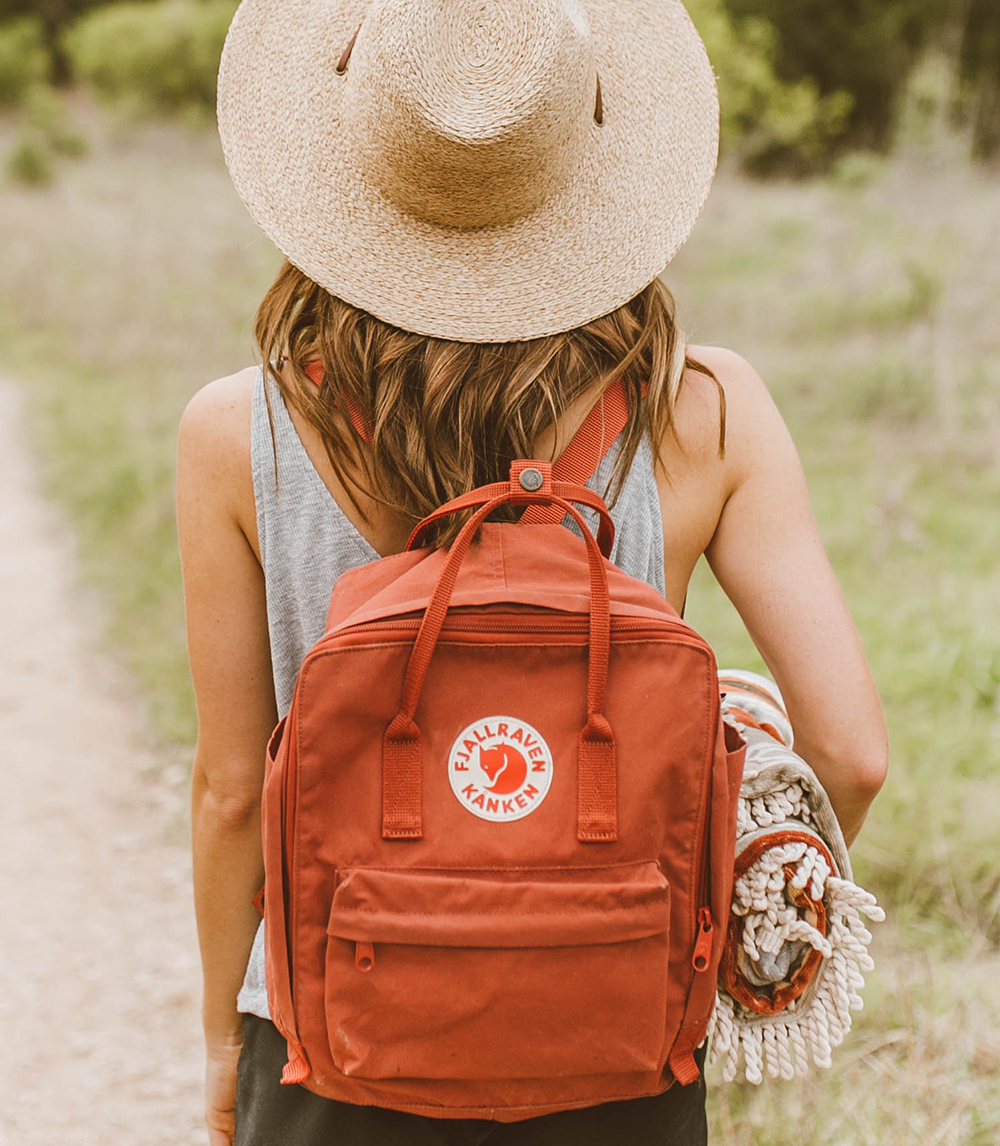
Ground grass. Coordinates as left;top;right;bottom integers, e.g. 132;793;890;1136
666;155;1000;1137
1;97;998;1141
671;158;1000;949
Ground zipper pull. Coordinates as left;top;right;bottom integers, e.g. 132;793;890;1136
355;940;375;973
692;907;713;972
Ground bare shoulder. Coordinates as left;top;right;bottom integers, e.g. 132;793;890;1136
663;344;769;462
177;366;259;521
684;344;777;427
681;344;796;485
179;365;258;457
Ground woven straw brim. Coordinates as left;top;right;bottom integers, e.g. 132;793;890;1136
218;0;718;343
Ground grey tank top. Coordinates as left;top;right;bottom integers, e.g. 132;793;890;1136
237;366;666;1018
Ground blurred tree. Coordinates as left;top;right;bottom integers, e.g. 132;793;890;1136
0;0;151;82
723;0;946;151
65;0;236;115
688;0;853;172
960;0;1000;157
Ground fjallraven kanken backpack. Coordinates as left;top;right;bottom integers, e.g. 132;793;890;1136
260;379;746;1121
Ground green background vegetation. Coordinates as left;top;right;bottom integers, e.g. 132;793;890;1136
2;0;1000;173
0;0;998;1140
65;0;235;117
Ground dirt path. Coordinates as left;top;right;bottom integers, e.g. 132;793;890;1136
0;382;204;1145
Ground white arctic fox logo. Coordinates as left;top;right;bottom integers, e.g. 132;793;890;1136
447;716;553;822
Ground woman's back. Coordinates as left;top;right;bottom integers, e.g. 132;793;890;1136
180;340;887;1146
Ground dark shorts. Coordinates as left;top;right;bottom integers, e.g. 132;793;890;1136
235;1015;707;1146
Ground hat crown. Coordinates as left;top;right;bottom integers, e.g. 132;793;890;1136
343;0;597;228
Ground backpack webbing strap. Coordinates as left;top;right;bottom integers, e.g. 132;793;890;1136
303;358;372;443
295;357;641;515
407;476;616;556
520;377;639;526
300;360;640;499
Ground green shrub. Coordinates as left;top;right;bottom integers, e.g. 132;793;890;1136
23;86;89;157
0;16;51;107
723;0;938;154
688;0;853;173
2;87;88;189
5;133;54;186
65;0;237;115
960;0;1000;159
830;150;886;192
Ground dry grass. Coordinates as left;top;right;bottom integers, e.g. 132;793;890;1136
705;930;1000;1143
1;98;998;1141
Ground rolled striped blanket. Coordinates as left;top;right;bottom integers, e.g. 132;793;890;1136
707;673;885;1084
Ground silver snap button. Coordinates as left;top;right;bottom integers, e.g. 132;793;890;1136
519;467;544;492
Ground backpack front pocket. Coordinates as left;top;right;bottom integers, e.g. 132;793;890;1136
324;862;671;1081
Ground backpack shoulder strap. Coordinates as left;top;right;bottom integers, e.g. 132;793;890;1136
520;377;638;525
303;359;372;443
300;360;640;522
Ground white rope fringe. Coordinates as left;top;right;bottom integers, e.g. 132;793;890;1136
706;725;885;1084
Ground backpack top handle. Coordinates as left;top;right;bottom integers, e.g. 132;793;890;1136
383;462;617;844
405;460;616;557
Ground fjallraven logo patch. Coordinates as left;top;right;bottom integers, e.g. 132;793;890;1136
448;717;553;822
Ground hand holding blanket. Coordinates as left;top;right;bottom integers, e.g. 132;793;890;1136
707;676;885;1084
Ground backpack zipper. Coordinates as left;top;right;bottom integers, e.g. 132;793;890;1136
691;710;720;973
329;614;703;641
692;907;713;972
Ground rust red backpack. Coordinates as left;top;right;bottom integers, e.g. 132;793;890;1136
260;379;746;1121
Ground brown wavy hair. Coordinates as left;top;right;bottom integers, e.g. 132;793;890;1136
255;261;724;546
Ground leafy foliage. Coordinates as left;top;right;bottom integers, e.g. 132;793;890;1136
64;0;237;114
722;0;947;151
0;0;120;25
688;0;853;173
0;0;138;83
4;132;53;185
0;16;50;106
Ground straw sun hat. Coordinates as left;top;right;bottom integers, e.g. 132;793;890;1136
217;0;719;343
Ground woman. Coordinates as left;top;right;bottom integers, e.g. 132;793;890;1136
177;0;888;1143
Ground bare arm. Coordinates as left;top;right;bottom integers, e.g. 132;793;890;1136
702;349;888;845
176;370;276;1144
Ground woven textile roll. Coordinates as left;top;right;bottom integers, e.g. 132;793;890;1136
707;720;885;1084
